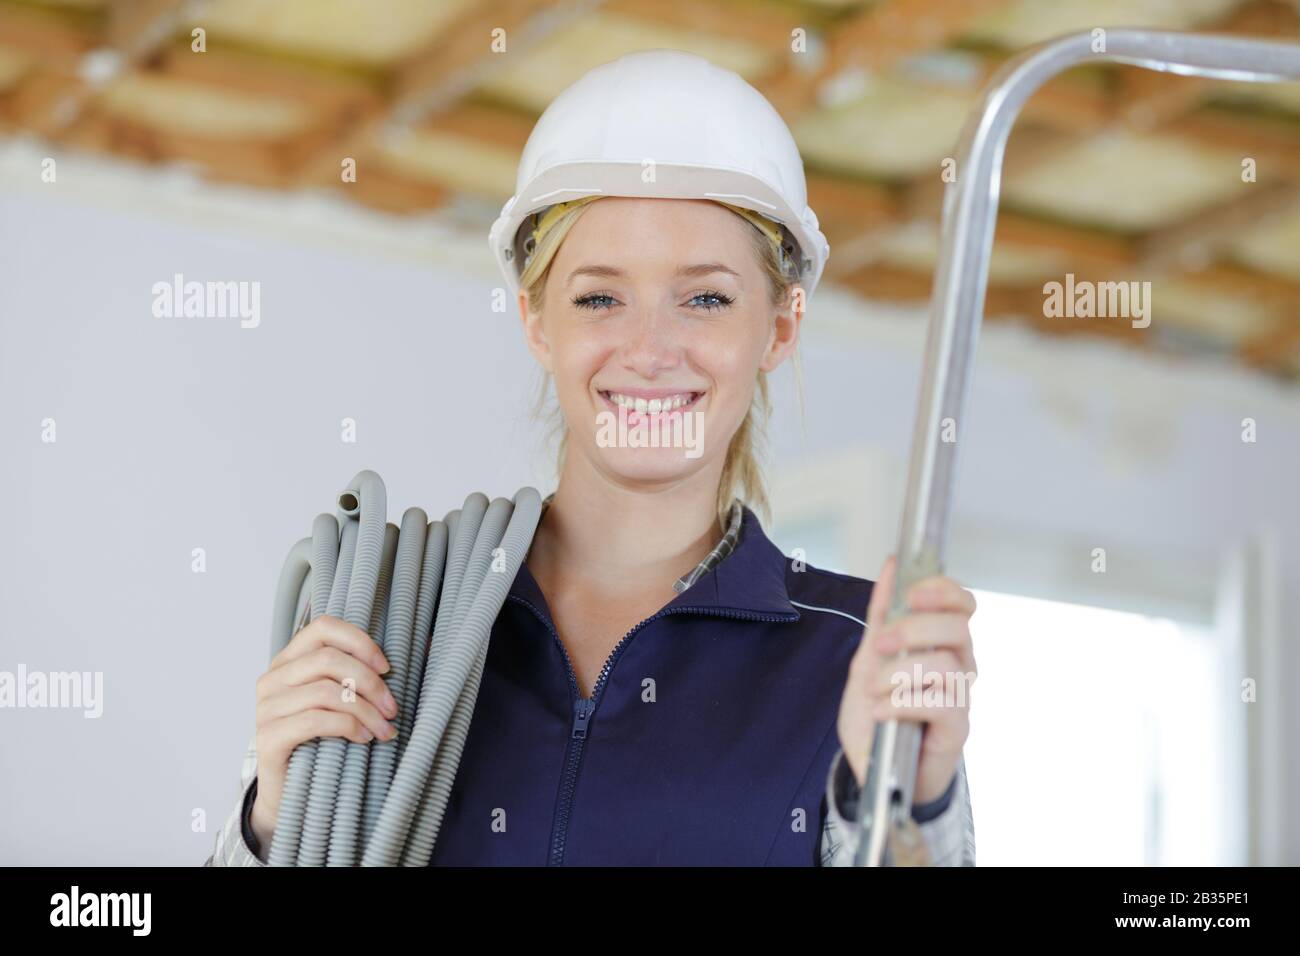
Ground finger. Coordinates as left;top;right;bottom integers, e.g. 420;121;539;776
870;644;975;712
904;576;977;616
259;646;395;717
849;555;896;679
871;693;970;725
258;708;375;762
875;612;976;667
865;554;898;638
257;678;398;742
871;697;970;763
271;614;390;676
867;649;964;697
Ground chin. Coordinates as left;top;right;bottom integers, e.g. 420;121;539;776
595;446;711;485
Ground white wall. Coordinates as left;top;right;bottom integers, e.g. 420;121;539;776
1;144;1295;863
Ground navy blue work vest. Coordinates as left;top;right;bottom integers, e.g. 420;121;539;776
429;505;873;866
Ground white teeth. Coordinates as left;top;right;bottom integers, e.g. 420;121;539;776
604;390;698;411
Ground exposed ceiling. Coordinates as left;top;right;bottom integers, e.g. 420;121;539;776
2;0;1299;378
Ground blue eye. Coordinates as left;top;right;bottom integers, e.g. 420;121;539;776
690;290;734;312
571;292;617;311
571;290;734;312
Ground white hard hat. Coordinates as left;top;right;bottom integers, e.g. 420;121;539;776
489;48;830;301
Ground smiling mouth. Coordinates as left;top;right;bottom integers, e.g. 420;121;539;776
598;390;704;415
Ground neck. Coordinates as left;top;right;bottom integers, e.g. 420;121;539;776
528;454;726;604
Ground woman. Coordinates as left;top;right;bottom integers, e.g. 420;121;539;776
207;49;977;867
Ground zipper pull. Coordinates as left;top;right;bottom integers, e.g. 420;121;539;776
571;697;593;739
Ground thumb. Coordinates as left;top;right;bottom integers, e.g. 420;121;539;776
866;553;897;640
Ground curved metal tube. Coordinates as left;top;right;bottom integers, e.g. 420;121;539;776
853;29;1300;866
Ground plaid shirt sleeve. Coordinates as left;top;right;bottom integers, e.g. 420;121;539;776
818;745;976;866
203;731;269;867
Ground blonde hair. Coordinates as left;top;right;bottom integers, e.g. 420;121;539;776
518;198;806;530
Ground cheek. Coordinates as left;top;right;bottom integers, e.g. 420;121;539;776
699;331;765;399
550;334;608;401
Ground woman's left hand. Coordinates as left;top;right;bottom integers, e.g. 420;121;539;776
836;553;978;806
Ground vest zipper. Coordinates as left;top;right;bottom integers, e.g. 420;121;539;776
506;596;799;865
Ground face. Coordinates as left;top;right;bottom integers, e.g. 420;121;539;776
518;197;802;495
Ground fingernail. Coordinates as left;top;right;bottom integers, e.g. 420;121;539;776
362;729;374;741
376;655;390;674
383;691;397;716
384;721;398;740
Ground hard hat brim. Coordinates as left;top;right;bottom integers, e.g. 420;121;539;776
489;160;828;301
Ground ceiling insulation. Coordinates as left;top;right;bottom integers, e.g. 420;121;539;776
0;46;29;91
474;10;779;113
97;72;312;138
1002;131;1251;231
374;127;519;198
793;77;976;178
197;0;483;67
1151;276;1283;342
0;0;1295;380
960;0;1242;49
1228;198;1300;278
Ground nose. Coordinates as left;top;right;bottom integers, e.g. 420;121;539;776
619;306;681;379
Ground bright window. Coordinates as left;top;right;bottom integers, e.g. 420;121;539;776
963;589;1237;865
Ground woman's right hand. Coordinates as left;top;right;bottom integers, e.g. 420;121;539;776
249;614;400;850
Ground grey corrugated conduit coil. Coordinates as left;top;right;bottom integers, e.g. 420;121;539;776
265;514;341;866
261;469;542;866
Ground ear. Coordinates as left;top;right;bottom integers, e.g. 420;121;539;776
518;288;553;373
758;284;804;373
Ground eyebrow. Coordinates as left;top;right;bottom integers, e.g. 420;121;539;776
566;263;740;286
